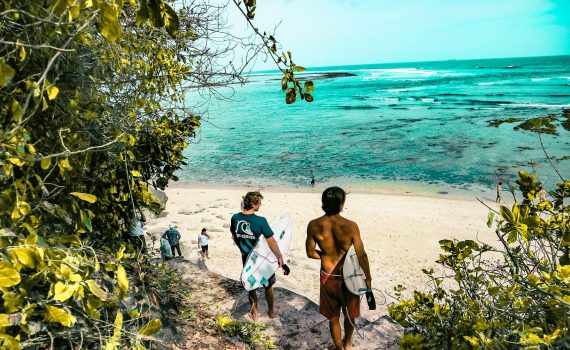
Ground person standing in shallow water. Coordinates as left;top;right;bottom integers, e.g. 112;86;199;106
496;181;502;203
306;186;373;350
230;191;286;321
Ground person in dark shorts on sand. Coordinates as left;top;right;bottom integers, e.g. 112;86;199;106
306;186;373;350
198;228;211;259
230;191;289;321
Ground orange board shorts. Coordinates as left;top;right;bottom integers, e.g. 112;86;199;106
319;270;360;321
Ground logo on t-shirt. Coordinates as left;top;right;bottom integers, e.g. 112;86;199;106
236;220;255;239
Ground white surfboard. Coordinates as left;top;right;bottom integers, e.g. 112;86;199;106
343;245;367;295
240;213;292;291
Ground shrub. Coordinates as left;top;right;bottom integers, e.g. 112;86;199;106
389;171;569;349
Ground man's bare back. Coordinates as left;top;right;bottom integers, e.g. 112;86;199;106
306;187;373;350
307;215;362;275
307;213;371;290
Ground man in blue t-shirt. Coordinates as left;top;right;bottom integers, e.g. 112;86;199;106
231;191;285;321
162;223;182;258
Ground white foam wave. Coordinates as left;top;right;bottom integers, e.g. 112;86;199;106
385;88;408;93
472;107;506;111
362;68;438;81
478;82;495;86
363;97;400;102
530;78;550;82
499;103;570;109
421;98;436;103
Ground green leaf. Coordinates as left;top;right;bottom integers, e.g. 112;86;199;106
40;157;52;170
139;318;162;336
83;216;93;232
98;3;123;42
487;211;494;228
106;312;123;349
292;66;305;72
53;282;78;302
86;280;109;301
148;0;164;28
285;88;296;104
0;266;21;287
117;264;128;292
0;60;16;87
162;3;179;37
116;245;126;261
47;85;59;100
304;80;314;93
70;192;97;203
44;305;76;327
135;1;150;26
0;334;19;350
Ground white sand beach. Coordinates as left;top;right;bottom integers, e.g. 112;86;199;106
145;184;500;316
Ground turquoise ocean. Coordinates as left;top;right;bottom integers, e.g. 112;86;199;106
180;55;570;196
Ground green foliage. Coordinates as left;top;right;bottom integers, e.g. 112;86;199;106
217;314;275;349
389;171;570;349
0;0;299;348
234;0;315;104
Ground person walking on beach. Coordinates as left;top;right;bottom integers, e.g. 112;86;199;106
230;191;286;321
198;228;211;259
306;186;373;350
162;223;183;258
496;181;502;203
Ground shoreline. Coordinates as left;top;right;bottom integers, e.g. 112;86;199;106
168;179;497;202
146;183;500;312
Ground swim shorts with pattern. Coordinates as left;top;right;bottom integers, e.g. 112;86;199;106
319;270;360;320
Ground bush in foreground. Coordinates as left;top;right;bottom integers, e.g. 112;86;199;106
389;171;569;349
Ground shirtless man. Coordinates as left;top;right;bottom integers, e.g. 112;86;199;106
306;186;372;350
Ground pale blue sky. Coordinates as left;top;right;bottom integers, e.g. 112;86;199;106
228;0;570;69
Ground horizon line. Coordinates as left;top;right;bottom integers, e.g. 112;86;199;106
252;54;570;73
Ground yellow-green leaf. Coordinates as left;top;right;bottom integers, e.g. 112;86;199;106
25;233;38;245
70;192;97;203
117;265;128;292
47;85;59;100
138;318;162;336
116;245;126;261
7;158;24;167
130;170;141;177
0;60;16;87
86;280;109;301
40;157;52;170
98;3;123;41
53;282;78;302
0;333;19;350
44;305;76;327
18;47;26;61
11;247;35;268
0;267;20;287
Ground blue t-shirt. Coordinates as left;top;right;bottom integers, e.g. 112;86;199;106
162;228;180;246
230;213;274;255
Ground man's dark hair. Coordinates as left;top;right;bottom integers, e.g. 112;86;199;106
201;228;207;232
243;191;263;210
322;186;346;215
